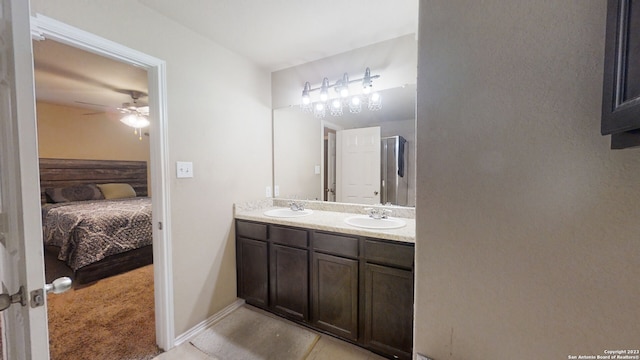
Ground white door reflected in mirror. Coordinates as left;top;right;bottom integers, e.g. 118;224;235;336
336;126;381;205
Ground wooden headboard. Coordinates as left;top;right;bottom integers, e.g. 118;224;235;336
39;158;148;203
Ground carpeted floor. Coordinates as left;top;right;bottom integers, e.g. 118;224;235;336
190;306;320;360
47;264;161;360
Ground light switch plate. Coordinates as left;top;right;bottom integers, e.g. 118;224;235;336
266;186;272;198
176;161;193;178
314;165;321;174
274;185;280;196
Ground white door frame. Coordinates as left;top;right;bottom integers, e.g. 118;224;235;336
30;14;175;350
320;120;342;201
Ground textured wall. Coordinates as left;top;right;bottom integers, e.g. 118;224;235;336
415;1;640;359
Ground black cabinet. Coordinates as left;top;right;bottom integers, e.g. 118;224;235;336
602;0;640;148
270;225;309;321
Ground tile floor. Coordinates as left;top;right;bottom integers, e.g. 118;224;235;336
153;306;386;360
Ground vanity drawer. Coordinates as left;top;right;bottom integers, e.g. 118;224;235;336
364;239;414;269
236;220;267;241
270;225;308;248
313;232;358;258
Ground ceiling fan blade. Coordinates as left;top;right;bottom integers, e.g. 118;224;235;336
75;100;108;107
82;111;104;116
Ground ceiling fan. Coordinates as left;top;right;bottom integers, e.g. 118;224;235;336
79;90;149;116
118;91;150;139
77;90;150;140
117;90;149;117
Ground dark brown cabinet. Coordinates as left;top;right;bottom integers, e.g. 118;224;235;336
311;231;360;340
236;237;269;308
602;0;640;148
236;218;269;308
235;219;414;359
364;264;413;359
363;239;414;360
270;244;309;321
311;252;359;341
269;225;309;321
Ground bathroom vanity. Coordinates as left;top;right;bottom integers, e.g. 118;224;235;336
234;204;415;360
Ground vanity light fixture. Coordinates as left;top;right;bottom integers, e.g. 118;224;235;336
301;82;312;112
319;78;330;102
300;67;382;118
349;96;362;113
368;92;382;111
362;67;373;95
330;98;343;116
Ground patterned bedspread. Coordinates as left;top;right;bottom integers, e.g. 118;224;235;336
42;197;152;271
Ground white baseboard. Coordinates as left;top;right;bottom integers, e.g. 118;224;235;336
174;298;245;346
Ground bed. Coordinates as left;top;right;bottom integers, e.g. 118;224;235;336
39;158;153;284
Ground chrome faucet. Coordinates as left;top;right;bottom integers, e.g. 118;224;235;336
364;207;392;219
288;201;305;211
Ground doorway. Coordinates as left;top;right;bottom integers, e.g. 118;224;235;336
30;14;174;353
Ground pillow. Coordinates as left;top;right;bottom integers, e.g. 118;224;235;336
45;184;104;203
96;183;137;199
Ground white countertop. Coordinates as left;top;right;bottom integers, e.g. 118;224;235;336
234;206;415;244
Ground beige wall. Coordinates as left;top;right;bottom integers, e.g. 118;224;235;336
36;102;151;188
273;107;323;200
29;0;273;337
416;1;639;359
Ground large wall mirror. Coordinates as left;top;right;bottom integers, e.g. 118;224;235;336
272;35;417;207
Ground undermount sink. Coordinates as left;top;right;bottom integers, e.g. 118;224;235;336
344;215;406;229
263;208;314;218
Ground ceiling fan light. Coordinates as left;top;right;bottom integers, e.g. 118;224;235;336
120;114;150;128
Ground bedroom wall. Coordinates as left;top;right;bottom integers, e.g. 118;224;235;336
36;101;152;190
416;1;640;359
29;0;273;338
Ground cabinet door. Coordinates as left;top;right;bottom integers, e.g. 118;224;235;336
602;0;640;137
364;263;413;360
270;244;309;321
311;252;359;341
237;237;269;308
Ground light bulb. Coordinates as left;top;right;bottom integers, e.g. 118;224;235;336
349;96;362;113
319;77;330;102
314;102;326;118
120;114;150;128
330;99;343;116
